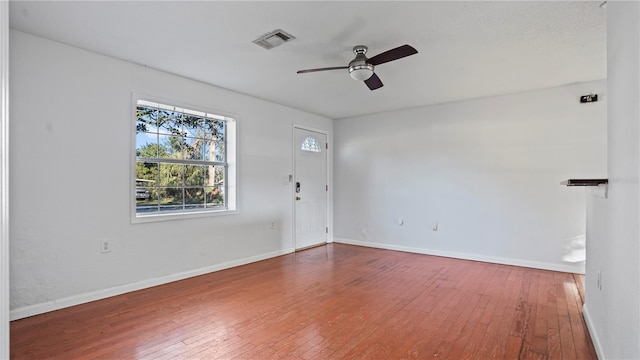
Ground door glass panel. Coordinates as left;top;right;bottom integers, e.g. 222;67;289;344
301;136;321;152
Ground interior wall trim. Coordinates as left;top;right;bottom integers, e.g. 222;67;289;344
582;303;605;360
333;238;585;274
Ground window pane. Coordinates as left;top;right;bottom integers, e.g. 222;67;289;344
203;165;215;186
203;140;225;162
185;165;206;186
136;161;158;183
202;140;212;161
159;187;183;208
136;106;158;134
159;163;183;186
185;137;204;160
205;186;224;206
135;159;158;212
168;111;185;136
215;141;225;162
203;118;224;140
157;110;183;136
183;115;203;138
159;135;184;159
214;166;225;185
136;139;158;158
184;187;205;207
157;110;172;135
136;186;156;205
136;136;158;158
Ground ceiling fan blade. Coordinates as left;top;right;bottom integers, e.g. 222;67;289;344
364;73;383;90
368;44;418;66
297;66;349;74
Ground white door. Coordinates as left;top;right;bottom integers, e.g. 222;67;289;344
294;127;328;249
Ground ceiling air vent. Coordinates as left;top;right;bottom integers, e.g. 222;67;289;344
253;29;296;50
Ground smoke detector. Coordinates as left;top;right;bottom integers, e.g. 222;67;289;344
253;29;296;50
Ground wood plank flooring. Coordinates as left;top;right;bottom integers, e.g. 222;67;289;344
10;244;597;359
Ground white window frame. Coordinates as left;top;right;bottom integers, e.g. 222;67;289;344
131;93;237;223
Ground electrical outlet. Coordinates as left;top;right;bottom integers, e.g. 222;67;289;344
433;221;439;231
100;238;111;254
270;221;277;230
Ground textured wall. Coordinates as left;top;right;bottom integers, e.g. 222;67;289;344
9;30;333;318
334;81;606;273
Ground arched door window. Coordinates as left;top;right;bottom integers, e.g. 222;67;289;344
301;136;321;153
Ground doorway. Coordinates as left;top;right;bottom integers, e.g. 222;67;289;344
293;127;328;250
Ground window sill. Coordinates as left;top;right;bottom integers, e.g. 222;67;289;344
131;208;238;224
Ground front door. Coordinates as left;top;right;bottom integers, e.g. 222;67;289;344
294;127;328;249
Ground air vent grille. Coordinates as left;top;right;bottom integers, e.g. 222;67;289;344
253;29;296;50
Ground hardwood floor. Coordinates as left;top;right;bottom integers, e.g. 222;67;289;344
10;244;596;359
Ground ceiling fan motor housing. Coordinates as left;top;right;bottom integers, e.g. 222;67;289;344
348;45;374;81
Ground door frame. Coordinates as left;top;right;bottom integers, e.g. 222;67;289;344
292;124;331;250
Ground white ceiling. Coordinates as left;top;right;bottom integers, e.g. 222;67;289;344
9;1;606;119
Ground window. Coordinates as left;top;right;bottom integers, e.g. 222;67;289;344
301;136;321;152
133;97;236;221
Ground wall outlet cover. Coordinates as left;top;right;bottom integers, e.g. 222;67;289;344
100;239;111;253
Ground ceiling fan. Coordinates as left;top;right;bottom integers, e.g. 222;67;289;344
297;44;418;90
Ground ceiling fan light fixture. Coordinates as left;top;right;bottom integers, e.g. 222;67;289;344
349;64;374;81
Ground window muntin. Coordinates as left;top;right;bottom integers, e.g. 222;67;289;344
134;99;233;218
301;136;321;152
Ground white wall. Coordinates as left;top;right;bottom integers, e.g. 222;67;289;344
1;2;10;358
334;81;606;273
584;2;640;359
9;30;333;319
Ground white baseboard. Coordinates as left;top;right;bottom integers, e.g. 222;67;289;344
10;248;294;321
333;238;585;274
582;303;604;360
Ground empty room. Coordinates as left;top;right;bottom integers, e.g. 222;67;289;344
0;1;638;359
